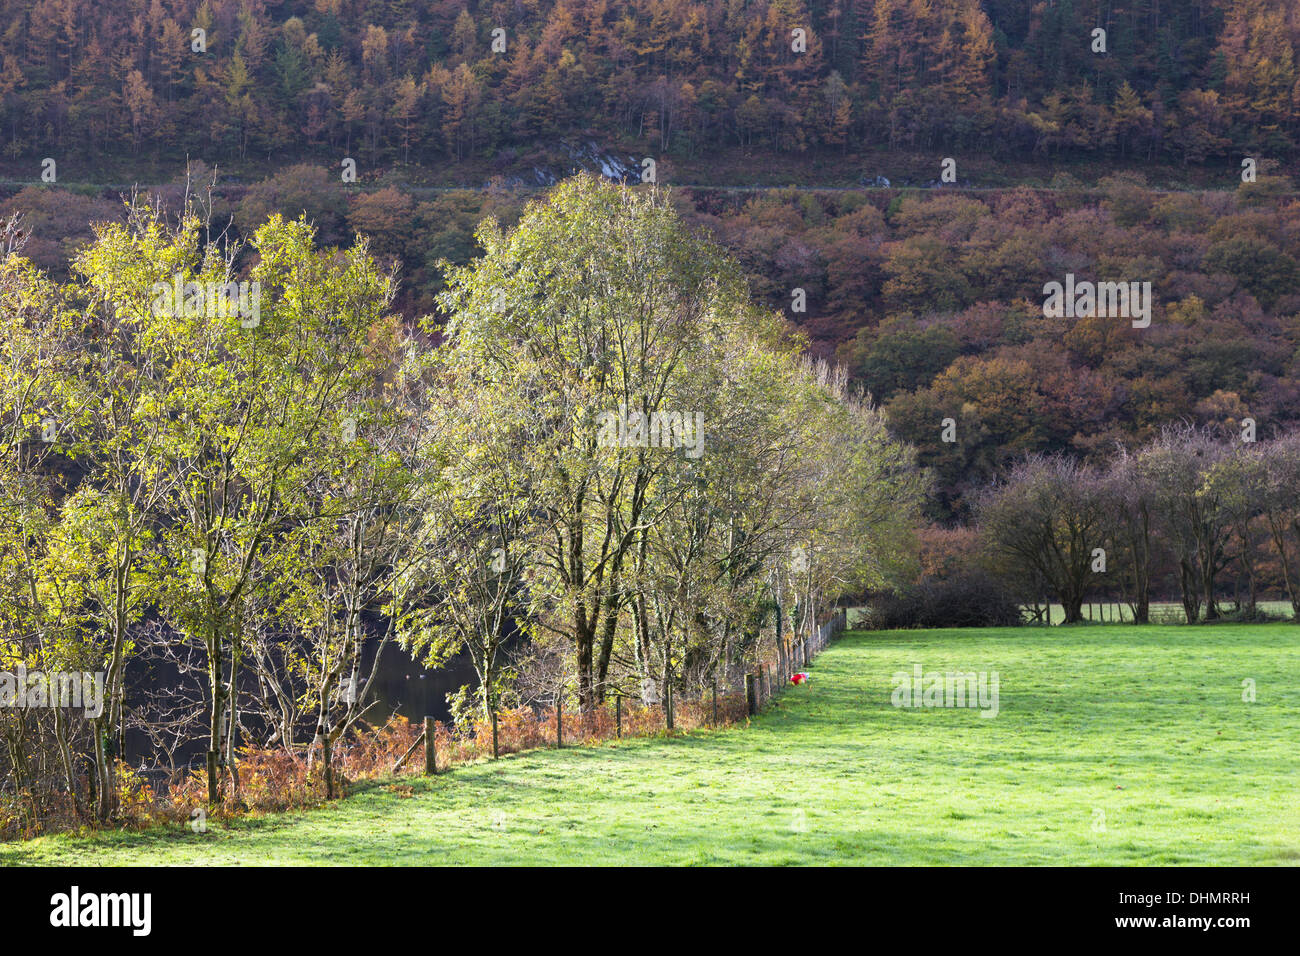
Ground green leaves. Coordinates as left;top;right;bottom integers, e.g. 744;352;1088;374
429;174;922;707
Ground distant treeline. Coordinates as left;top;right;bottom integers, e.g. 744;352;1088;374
977;425;1300;625
868;425;1300;629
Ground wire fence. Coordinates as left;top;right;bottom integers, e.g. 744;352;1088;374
108;610;857;786
1020;599;1297;626
405;608;851;775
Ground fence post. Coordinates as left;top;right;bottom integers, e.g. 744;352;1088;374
424;717;437;775
491;710;499;759
665;680;674;730
555;696;563;748
745;673;756;715
615;696;622;738
711;681;718;725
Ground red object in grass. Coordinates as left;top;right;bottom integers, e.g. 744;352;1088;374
791;672;810;685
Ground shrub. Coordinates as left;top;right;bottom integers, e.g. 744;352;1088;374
865;571;1022;629
1207;604;1290;625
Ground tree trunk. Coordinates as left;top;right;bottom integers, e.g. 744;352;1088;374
1242;535;1258;617
206;628;224;806
1061;593;1084;624
1125;511;1151;624
92;717;112;822
1269;516;1300;615
225;657;241;800
322;728;334;800
1200;529;1221;621
52;708;79;817
1179;558;1201;624
575;619;594;713
594;586;621;704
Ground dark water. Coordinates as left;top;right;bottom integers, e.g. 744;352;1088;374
363;614;525;723
121;632;500;773
366;642;480;724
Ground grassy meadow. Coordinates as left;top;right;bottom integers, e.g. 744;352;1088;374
3;625;1296;866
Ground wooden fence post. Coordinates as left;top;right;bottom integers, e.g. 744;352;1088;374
555;696;563;748
711;681;718;725
665;680;674;730
745;673;756;715
424;717;437;775
491;710;499;759
615;696;622;738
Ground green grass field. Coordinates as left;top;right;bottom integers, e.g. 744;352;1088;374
4;624;1298;866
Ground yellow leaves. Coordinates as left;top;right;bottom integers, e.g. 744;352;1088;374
1166;295;1207;327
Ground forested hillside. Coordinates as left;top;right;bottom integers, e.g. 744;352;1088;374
1;0;1298;515
9;172;1297;516
0;0;1294;167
